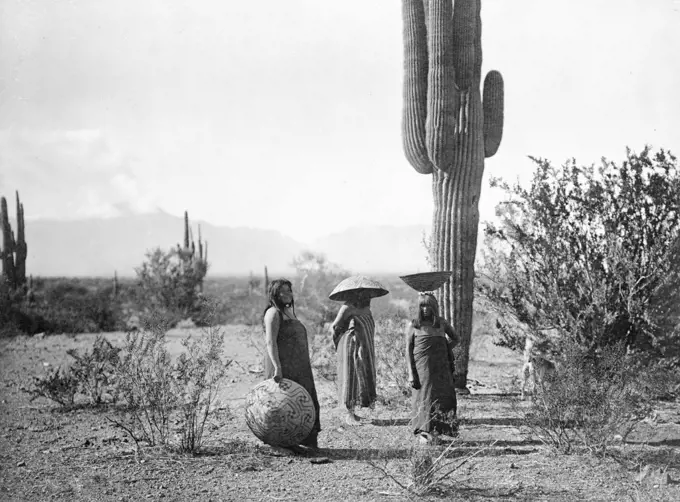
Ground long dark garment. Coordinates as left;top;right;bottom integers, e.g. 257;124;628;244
411;324;457;435
263;318;321;437
335;310;377;409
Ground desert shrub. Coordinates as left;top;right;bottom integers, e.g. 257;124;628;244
207;292;261;326
16;278;127;334
523;339;652;456
375;313;412;405
66;335;121;405
112;314;175;447
291;251;349;334
174;316;230;452
110;304;230;453
134;247;208;327
27;366;79;407
307;325;336;381
480;146;680;364
0;279;48;336
365;434;495;498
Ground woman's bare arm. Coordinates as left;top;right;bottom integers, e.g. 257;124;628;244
405;322;420;389
443;319;460;347
264;308;282;381
330;304;352;335
443;319;458;374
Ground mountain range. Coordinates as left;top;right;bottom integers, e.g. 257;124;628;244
24;211;431;277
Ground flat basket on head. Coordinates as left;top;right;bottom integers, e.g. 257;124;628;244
399;272;452;293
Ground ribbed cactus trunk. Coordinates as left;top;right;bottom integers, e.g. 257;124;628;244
264;265;269;295
402;0;504;389
1;197;15;288
15;192;27;287
431;168;484;388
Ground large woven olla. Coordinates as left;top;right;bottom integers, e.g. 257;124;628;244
244;378;316;447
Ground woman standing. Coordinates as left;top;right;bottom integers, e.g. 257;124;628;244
329;276;388;426
263;279;321;449
406;292;459;440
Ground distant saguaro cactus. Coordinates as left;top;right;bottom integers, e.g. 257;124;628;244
402;0;504;389
264;265;269;296
112;270;119;298
14;192;27;287
1;196;16;287
179;211;208;292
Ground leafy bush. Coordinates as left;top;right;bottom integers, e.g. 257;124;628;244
134;247;208;326
27;366;79;407
291;251;349;334
480;146;680;364
112;314;175;447
174;321;229;452
374;314;412;405
110;304;230;453
67;335;121;405
522;339;652;455
4;278;128;335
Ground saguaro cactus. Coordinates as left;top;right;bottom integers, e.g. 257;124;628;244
264;265;269;296
0;197;15;287
178;211;208;292
402;0;504;390
14;191;27;287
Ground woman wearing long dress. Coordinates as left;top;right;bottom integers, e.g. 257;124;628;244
406;293;459;439
263;279;321;449
331;290;378;425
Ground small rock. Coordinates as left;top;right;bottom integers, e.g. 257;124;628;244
17;460;26;467
509;463;518;469
310;457;331;465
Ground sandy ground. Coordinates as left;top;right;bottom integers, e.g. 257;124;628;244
1;325;680;501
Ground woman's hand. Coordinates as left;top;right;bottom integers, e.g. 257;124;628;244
273;366;283;383
408;375;421;390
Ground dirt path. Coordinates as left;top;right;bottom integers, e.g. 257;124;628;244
2;327;680;501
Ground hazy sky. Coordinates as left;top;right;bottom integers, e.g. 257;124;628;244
1;0;679;243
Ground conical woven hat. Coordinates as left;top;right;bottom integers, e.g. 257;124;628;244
399;271;452;293
328;275;389;302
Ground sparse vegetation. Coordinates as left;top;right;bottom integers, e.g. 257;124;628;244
66;335;121;406
26;365;79;407
109;303;230;454
521;339;652;456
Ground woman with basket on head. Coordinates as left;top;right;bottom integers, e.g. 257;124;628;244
328;276;389;426
401;272;459;442
262;278;321;449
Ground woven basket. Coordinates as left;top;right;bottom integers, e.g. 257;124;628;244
399;272;452;292
328;275;389;302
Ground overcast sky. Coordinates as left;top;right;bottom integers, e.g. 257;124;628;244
1;0;679;243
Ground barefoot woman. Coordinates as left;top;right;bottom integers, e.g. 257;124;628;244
329;276;389;426
263;279;321;448
406;292;459;439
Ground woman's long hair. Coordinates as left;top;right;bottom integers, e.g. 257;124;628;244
413;292;441;329
262;278;295;324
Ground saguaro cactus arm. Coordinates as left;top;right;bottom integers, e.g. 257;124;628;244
402;0;434;175
15;191;28;286
1;197;16;286
483;70;504;157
